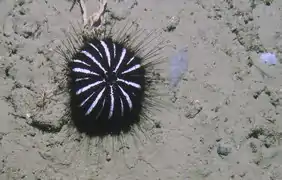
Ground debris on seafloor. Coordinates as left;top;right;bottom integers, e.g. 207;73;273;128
70;0;107;29
260;52;277;65
169;46;189;88
249;52;279;79
164;15;180;32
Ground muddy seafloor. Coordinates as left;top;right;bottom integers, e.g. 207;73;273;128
1;0;282;179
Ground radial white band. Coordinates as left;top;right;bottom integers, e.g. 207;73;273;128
114;48;126;73
81;50;106;73
120;97;124;116
80;91;95;107
89;43;103;58
76;80;104;95
73;59;91;67
113;43;116;58
109;85;114;119
75;77;90;82
86;87;106;115
100;40;111;67
72;68;99;76
122;64;141;74
117;78;141;89
96;99;105;119
127;57;135;65
118;85;132;109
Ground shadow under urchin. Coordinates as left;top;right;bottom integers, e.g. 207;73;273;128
58;21;165;138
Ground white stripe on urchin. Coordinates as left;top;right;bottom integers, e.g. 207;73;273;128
57;21;166;137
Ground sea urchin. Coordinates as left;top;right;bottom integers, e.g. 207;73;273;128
58;22;165;137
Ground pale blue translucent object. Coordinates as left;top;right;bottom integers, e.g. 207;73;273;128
260;52;277;65
169;46;189;87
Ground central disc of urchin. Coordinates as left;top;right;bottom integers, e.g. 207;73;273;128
69;38;146;136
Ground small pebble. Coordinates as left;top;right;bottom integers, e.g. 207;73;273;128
164;16;180;32
217;143;232;156
106;153;111;161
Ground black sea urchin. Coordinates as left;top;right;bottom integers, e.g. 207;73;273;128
58;22;165;137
